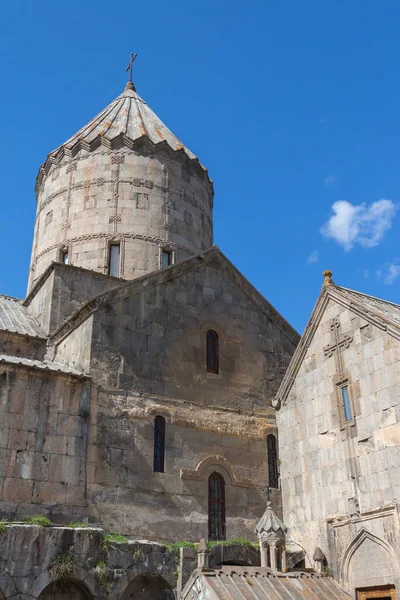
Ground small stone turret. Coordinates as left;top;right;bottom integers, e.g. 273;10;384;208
197;538;210;569
313;547;326;574
256;497;287;572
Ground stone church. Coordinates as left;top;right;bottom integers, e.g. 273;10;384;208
0;69;398;600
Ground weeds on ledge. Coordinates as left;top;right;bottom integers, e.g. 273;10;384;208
163;538;257;558
103;533;128;549
23;515;51;527
68;521;89;528
206;537;258;549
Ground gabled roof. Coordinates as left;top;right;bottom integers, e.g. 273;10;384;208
36;83;212;190
181;566;351;600
50;247;299;348
274;281;400;409
0;295;45;339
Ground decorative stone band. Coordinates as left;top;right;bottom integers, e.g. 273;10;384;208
180;455;253;488
36;138;212;194
32;232;195;264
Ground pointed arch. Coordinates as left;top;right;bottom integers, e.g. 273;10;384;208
341;527;399;584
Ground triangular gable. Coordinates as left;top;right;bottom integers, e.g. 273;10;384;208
50;247;299;348
274;282;400;409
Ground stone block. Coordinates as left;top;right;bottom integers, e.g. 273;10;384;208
2;477;33;503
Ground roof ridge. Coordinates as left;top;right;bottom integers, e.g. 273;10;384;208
335;284;400;309
275;282;400;409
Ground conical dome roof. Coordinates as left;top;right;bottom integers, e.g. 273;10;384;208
36;82;209;190
256;505;287;538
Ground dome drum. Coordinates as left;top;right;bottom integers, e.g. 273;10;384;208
28;85;213;290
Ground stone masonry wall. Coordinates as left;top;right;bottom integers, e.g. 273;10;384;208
29;147;213;290
277;298;400;588
26;264;121;336
0;524;259;599
74;259;295;540
0;366;90;523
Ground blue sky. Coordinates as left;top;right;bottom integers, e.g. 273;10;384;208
0;0;399;333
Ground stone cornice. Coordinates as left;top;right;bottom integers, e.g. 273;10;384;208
36;136;213;194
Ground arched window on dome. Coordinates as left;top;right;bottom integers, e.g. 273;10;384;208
267;434;279;488
206;330;219;374
153;416;165;473
208;472;226;540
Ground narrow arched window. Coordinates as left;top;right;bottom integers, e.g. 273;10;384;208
206;330;219;374
153;416;165;473
267;434;279;488
208;472;226;540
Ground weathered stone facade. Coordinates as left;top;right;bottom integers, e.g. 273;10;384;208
275;280;400;594
0;249;298;540
0;75;301;599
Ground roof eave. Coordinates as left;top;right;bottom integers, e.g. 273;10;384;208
35;134;213;195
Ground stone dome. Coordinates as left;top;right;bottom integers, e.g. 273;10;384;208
29;82;214;290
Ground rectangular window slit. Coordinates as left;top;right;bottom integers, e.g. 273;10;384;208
62;251;69;265
342;386;352;421
162;250;172;269
109;244;120;277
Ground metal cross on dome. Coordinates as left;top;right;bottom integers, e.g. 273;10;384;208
125;52;138;83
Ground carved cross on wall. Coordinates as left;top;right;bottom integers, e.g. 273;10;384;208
323;317;353;358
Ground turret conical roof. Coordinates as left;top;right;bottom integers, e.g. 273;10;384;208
256;504;287;538
36;82;209;190
51;83;197;160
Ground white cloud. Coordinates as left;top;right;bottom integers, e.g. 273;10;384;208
376;263;400;285
320;199;397;251
363;269;370;280
307;250;319;264
324;175;337;187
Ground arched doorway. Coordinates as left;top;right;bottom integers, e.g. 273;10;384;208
37;580;92;600
121;575;174;600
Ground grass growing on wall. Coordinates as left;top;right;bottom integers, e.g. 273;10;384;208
94;560;109;589
23;515;52;527
163;538;258;558
50;552;75;580
0;521;8;533
103;533;128;549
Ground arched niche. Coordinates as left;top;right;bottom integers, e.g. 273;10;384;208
37;579;93;600
121;574;174;600
341;528;398;590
